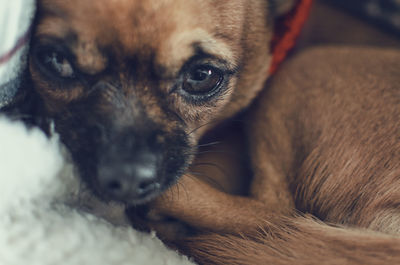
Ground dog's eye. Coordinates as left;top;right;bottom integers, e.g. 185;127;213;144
182;66;223;96
37;50;75;79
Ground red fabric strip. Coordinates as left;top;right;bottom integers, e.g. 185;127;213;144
269;0;313;74
0;28;31;66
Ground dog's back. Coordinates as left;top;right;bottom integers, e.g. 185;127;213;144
252;46;400;232
179;46;400;265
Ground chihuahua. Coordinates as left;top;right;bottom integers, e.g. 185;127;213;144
29;0;289;203
27;0;400;264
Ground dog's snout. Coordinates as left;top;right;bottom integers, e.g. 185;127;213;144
94;127;165;203
98;151;161;202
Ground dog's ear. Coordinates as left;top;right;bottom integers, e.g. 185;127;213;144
270;0;296;17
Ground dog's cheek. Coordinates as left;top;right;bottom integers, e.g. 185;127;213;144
29;63;98;173
52;110;103;189
160;129;194;189
29;62;87;108
169;96;236;140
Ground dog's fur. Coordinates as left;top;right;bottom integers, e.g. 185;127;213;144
149;46;400;264
27;0;400;264
29;0;285;204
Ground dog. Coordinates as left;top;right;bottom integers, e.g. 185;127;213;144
28;0;296;209
27;0;400;264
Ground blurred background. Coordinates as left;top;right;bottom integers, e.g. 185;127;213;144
297;0;400;49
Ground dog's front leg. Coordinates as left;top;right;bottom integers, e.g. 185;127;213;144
136;174;283;239
128;125;296;239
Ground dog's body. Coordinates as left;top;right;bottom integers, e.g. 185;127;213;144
151;47;400;264
26;0;400;264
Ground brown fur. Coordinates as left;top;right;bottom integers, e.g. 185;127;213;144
150;47;400;264
29;0;285;207
28;0;400;264
32;0;275;135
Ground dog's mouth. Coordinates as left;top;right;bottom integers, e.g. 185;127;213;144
55;117;194;205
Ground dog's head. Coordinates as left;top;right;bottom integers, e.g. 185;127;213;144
29;0;293;204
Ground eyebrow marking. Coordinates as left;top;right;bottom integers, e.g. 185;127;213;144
213;32;237;44
158;28;237;77
74;43;109;76
195;37;236;66
37;0;68;19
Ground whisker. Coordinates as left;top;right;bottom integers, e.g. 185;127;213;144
166;179;189;204
188;120;222;135
186;170;224;191
188;117;246;137
194;150;243;159
191;162;229;178
196;141;222;148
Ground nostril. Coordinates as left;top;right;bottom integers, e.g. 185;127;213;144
107;180;122;192
98;155;161;201
138;180;160;195
138;181;151;192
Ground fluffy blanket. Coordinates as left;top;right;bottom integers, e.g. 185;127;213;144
0;116;194;265
0;0;34;109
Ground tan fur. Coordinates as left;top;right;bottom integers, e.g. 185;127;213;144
32;0;275;140
178;216;400;265
29;0;400;264
150;47;400;264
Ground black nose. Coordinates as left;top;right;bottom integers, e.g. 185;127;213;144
97;152;161;203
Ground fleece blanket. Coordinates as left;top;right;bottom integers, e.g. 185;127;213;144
0;116;194;265
0;0;34;109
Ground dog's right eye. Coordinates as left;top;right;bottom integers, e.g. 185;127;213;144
36;49;76;79
179;65;224;103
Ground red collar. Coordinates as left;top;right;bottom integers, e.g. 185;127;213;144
269;0;313;74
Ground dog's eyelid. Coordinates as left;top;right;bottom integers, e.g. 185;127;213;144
34;37;77;65
33;38;109;81
33;32;76;49
179;53;237;77
192;40;238;67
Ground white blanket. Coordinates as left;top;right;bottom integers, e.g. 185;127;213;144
0;0;35;109
0;117;195;265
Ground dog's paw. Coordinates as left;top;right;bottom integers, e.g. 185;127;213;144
125;206;195;241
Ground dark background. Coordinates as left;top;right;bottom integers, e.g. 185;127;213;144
297;0;400;49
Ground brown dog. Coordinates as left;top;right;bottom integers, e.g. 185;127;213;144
148;46;400;265
28;0;290;203
27;0;400;264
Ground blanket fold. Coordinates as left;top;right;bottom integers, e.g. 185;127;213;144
0;0;35;109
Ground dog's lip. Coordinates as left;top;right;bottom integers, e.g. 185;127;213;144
102;181;163;206
134;181;162;201
125;189;162;205
124;177;179;206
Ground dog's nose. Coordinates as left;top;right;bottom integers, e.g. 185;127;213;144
98;152;161;202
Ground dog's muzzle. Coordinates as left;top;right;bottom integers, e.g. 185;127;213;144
95;127;164;203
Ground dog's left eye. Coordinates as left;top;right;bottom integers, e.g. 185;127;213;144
182;66;223;96
37;50;75;79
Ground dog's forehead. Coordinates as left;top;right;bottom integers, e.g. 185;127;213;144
38;0;200;45
37;0;242;74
